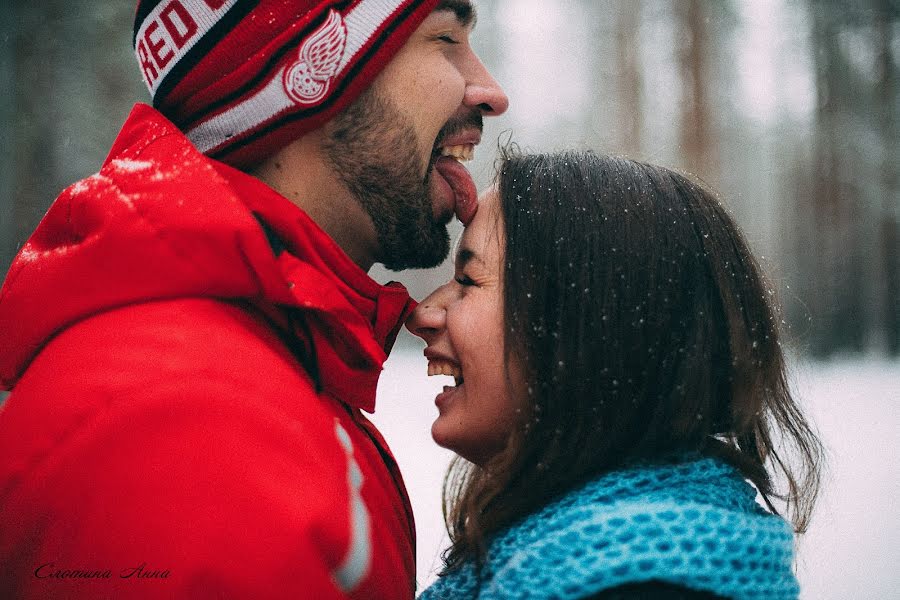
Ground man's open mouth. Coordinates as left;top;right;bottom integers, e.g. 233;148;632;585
430;132;480;225
438;144;475;163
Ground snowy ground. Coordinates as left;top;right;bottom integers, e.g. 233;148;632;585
370;339;900;598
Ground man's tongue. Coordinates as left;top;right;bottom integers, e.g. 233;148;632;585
434;156;477;225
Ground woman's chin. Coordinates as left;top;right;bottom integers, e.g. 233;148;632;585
431;421;470;462
431;423;494;466
431;419;454;452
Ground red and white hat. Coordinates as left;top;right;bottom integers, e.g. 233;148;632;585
134;0;441;167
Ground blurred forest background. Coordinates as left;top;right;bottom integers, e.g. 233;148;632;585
0;0;898;359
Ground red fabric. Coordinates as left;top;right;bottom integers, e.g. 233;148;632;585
0;104;418;599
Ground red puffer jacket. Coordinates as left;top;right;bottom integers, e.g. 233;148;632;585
0;104;417;599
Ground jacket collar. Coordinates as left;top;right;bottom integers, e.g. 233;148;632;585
212;159;416;412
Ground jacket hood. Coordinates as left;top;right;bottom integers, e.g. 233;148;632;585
0;104;414;410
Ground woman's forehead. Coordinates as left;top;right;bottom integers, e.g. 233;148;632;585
456;188;503;262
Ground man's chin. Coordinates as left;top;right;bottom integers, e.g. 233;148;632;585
434;206;454;227
379;225;450;272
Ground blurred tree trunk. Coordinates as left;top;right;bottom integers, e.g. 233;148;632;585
615;1;643;155
806;1;868;356
0;2;16;274
874;1;899;356
12;1;66;263
676;0;717;181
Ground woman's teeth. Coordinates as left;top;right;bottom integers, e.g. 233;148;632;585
428;359;464;386
428;359;461;378
440;144;474;162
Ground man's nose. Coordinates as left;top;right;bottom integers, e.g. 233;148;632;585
464;56;509;117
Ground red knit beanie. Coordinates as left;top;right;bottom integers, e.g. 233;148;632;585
134;0;441;168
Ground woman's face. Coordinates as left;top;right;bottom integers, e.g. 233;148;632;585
406;188;524;466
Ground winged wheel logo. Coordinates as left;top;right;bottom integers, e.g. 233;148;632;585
283;10;347;105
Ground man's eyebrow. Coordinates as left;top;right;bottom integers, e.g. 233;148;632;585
435;0;477;28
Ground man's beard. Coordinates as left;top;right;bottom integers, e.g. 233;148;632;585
322;87;450;271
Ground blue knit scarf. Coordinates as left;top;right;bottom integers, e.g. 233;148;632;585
419;456;798;599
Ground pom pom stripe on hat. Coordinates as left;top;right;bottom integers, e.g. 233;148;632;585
134;0;442;168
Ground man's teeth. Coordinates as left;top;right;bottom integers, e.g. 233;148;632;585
428;359;462;380
440;144;475;162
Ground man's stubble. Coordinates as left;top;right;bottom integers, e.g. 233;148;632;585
322;87;451;272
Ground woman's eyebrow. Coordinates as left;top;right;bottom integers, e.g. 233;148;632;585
455;247;481;270
435;0;477;28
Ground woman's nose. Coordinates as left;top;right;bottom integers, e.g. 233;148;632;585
406;295;447;341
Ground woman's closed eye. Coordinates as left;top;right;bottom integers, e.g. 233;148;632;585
455;274;475;287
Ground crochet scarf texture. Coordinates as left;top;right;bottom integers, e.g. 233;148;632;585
418;456;798;600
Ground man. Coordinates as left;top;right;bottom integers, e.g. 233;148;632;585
0;1;507;598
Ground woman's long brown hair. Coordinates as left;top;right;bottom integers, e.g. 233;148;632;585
440;150;824;574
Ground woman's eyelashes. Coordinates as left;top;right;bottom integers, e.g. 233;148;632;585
455;273;475;287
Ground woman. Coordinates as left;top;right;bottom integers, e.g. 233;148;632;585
408;150;823;599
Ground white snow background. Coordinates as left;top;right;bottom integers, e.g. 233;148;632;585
370;340;900;599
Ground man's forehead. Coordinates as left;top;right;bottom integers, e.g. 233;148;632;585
434;0;476;28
